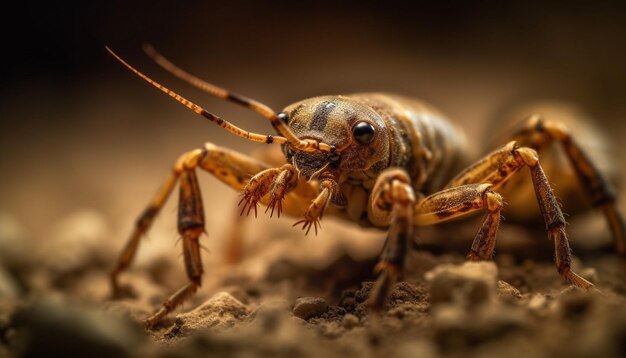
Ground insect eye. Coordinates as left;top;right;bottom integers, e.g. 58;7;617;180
352;122;375;144
277;112;289;124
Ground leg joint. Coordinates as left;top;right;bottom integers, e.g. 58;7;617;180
174;148;208;172
484;190;504;212
178;218;205;233
513;146;539;167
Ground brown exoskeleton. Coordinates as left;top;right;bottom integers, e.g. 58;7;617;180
107;46;626;328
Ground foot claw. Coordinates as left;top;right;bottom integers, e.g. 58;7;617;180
265;194;284;218
293;217;321;236
238;193;260;218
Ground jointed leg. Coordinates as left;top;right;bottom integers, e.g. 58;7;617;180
145;169;205;327
292;179;339;235
516;116;626;255
366;169;416;311
415;183;505;261
110;143;273;325
239;164;298;218
111;141;321;326
442;141;593;288
110;149;205;296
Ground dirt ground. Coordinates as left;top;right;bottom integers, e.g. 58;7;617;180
1;201;625;358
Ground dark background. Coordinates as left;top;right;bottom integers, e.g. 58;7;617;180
2;1;626;243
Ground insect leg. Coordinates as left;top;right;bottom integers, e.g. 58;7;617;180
415;183;504;260
110;150;200;297
292;179;339;235
366;168;416;311
440;141;593;289
145;168;205;327
113;142;318;326
515;116;625;255
110;143;270;315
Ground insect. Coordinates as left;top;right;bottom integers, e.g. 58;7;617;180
106;45;626;328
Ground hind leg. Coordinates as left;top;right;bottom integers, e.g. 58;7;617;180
441;141;593;288
513;115;625;255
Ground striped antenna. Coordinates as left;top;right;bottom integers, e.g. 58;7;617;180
141;44;333;153
106;46;289;145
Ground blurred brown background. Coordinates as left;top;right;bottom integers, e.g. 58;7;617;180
2;1;626;250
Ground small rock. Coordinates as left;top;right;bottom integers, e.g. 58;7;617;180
342;313;359;329
292;297;328;320
173;292;249;334
425;261;498;307
497;280;522;300
527;293;550;317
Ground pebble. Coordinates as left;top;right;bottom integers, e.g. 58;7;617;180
292;297;328;320
425;261;498;307
173;292;249;333
496;280;522;300
341;313;359;329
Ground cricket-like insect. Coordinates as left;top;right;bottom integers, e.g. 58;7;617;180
107;46;626;328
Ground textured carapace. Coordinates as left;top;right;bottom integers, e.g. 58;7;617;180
282;96;391;180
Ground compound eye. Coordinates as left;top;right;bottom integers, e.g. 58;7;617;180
277;112;289;124
352;121;375;144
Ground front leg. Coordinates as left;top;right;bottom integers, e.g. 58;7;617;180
239;164;298;218
293;177;342;235
111;142;316;327
366;168;416;311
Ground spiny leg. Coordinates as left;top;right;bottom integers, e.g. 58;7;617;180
516;116;625;255
292;181;337;235
110;149;203;297
366;169;416;311
145;169;204;327
239;164;297;218
293;178;341;235
112;141;320;326
443;141;593;289
110;142;268;299
224;146;295;265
